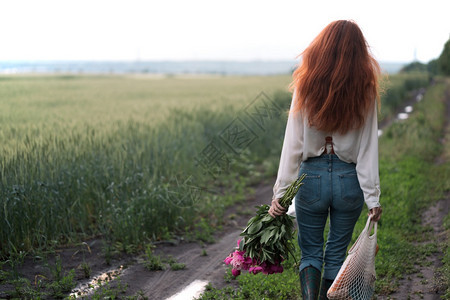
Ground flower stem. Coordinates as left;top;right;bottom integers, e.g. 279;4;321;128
279;173;306;208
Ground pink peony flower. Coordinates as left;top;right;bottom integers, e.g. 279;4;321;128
224;255;233;265
249;266;263;274
257;261;284;274
260;262;270;275
269;263;283;274
224;241;286;276
224;250;254;272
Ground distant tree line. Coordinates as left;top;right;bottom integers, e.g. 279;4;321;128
401;37;450;76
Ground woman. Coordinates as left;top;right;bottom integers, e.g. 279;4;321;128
268;20;383;300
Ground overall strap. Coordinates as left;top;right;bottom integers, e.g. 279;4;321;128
324;136;335;154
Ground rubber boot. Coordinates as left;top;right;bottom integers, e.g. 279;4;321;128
299;266;321;300
318;278;334;300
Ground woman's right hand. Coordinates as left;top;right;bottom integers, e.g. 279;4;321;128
369;206;382;222
268;198;287;218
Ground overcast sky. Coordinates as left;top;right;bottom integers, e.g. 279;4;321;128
1;0;448;63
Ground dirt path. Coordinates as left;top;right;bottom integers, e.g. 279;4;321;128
381;82;450;300
381;198;449;300
127;183;274;299
120;229;243;299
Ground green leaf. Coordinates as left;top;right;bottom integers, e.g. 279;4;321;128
247;216;258;225
265;225;277;232
281;224;286;235
260;229;273;244
273;231;281;243
242;216;259;233
247;221;262;235
261;214;273;223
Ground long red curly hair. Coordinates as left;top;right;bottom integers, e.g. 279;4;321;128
290;20;381;134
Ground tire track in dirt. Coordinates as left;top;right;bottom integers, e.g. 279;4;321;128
122;183;274;299
133;230;241;299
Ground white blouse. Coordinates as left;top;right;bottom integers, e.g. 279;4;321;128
272;93;381;210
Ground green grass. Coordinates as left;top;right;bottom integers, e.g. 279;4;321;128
1;255;77;299
378;72;430;121
374;80;449;295
201;267;302;300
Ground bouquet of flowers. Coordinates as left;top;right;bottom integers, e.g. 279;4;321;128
224;174;306;276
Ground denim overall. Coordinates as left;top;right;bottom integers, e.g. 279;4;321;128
295;140;364;280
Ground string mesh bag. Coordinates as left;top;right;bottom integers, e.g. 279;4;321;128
327;216;378;300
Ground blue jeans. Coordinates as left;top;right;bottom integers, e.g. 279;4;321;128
295;154;364;280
